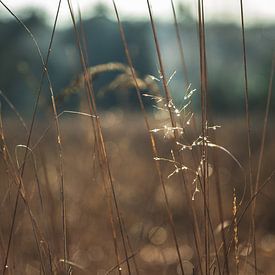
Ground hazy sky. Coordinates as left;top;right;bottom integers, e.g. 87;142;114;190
1;0;275;27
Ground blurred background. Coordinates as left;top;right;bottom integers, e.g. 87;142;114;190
0;0;275;116
1;1;275;274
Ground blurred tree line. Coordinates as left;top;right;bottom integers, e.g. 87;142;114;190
0;6;274;117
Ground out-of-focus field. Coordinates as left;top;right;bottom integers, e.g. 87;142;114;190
0;112;274;274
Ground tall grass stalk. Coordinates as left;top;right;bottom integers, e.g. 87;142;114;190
113;1;190;274
253;54;275;212
239;1;255;273
170;0;189;88
251;53;275;274
1;1;275;274
197;1;213;274
67;3;124;272
67;1;132;273
0;1;63;273
147;1;208;274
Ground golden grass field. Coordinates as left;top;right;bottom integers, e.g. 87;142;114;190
1;0;275;274
1;112;275;274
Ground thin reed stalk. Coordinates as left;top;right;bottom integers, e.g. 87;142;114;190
67;1;132;273
251;53;275;274
239;2;255;273
211;140;229;274
67;4;123;273
197;1;214;274
168;5;208;272
224;170;275;270
0;1;63;273
253;54;275;213
113;1;186;274
0;117;48;274
146;1;211;274
170;0;190;88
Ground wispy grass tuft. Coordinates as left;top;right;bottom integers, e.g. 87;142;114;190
0;1;274;275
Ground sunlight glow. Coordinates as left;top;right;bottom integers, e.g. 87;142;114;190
1;0;275;27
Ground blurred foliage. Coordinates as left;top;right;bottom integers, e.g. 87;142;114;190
0;9;274;116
